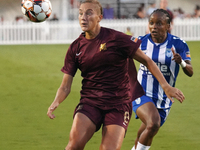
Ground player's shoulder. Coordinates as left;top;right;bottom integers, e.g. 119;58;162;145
168;33;189;52
103;27;135;44
169;33;187;45
68;34;84;54
138;34;150;41
71;32;84;45
102;27;126;38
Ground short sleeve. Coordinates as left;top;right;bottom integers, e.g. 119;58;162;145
175;39;191;61
61;45;78;77
116;33;141;59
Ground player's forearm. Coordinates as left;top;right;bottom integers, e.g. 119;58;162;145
183;65;193;77
54;87;71;105
146;58;170;90
182;61;193;77
49;74;73;109
134;48;170;90
49;87;71;110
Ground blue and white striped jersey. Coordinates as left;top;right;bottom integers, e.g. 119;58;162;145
137;33;191;109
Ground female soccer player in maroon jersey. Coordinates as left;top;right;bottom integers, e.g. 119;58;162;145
47;1;185;150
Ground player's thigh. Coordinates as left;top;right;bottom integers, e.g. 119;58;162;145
136;101;160;125
69;112;96;146
100;125;125;150
100;103;132;150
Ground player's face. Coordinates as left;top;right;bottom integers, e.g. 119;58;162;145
160;0;168;9
149;12;170;43
79;3;102;32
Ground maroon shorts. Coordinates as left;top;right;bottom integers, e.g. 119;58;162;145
73;102;132;132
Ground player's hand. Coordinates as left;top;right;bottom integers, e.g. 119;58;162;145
47;102;59;119
171;48;182;64
164;86;185;103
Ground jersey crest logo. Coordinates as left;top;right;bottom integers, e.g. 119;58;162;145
135;98;141;104
100;43;107;51
166;48;173;58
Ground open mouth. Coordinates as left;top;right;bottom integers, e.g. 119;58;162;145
151;31;158;36
151;30;157;34
81;22;87;26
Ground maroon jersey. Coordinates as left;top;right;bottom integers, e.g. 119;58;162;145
61;27;144;109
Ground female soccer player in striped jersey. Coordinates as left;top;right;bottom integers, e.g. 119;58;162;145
131;9;193;150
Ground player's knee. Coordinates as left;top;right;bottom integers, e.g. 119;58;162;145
100;143;121;150
146;122;160;135
65;141;84;150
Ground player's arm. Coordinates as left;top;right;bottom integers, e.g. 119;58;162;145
133;48;185;103
47;74;73;119
182;60;193;77
171;48;193;77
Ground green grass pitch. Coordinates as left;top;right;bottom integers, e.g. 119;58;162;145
0;42;200;150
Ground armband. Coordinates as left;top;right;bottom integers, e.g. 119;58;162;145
180;59;186;68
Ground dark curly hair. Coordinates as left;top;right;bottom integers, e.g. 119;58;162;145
150;9;171;24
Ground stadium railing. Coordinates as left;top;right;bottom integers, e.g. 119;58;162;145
0;18;199;45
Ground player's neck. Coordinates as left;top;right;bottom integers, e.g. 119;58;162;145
152;34;167;44
85;26;101;39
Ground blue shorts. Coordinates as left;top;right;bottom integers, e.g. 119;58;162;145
132;95;171;126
